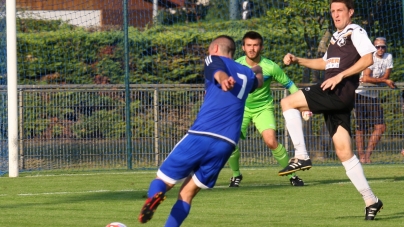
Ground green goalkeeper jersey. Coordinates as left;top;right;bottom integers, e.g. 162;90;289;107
236;56;299;109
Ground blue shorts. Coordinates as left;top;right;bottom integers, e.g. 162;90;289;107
157;133;235;189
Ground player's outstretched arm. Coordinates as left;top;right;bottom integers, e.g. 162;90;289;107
283;53;326;70
283;53;298;65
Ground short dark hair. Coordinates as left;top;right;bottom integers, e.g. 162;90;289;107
242;31;263;46
212;35;236;56
330;0;354;10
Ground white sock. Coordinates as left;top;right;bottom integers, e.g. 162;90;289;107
342;155;377;206
283;109;309;159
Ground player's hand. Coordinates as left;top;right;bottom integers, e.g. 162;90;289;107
401;149;404;156
321;74;343;90
251;65;263;75
302;111;313;121
283;53;297;65
221;77;236;91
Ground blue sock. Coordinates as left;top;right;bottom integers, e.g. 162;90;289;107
164;200;191;227
147;179;167;198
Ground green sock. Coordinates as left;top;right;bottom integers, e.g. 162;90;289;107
228;146;241;177
272;144;295;179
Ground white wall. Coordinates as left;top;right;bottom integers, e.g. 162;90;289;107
17;10;101;27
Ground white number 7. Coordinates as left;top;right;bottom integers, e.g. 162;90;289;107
236;73;247;99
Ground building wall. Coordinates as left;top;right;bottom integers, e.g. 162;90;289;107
17;10;102;27
17;0;154;10
16;0;183;27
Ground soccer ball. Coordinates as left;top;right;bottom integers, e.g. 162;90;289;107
105;222;127;227
301;111;313;121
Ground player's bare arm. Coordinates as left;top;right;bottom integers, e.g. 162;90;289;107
214;71;235;91
251;65;264;88
283;53;326;70
321;53;374;90
223;77;236;91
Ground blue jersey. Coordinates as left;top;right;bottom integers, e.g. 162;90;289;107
189;55;258;145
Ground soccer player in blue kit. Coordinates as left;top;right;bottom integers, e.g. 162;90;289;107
138;35;263;226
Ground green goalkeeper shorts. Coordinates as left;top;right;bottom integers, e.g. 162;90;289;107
240;104;276;139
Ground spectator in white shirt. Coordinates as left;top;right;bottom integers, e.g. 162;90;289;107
355;37;396;164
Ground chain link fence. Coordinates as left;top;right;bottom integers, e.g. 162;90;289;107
1;84;402;173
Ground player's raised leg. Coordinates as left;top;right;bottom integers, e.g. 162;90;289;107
279;90;312;176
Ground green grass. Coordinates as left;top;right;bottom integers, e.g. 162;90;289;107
1;165;404;227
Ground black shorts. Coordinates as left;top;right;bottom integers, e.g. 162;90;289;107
301;84;353;137
354;94;384;131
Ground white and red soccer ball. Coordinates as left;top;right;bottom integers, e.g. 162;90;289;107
302;111;313;121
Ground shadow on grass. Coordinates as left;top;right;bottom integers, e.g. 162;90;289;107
335;211;404;221
375;211;404;220
0;190;150;209
213;174;404;190
312;175;404;186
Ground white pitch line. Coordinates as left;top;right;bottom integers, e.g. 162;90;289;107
23;171;155;178
17;189;146;196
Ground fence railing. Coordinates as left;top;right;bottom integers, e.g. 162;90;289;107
0;83;403;173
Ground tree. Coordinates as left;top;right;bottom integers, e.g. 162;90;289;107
264;0;330;83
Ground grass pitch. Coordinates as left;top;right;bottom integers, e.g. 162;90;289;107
1;165;403;227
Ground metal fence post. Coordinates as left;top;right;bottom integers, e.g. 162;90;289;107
229;0;239;20
283;89;289;152
18;89;24;170
154;88;159;167
123;0;132;169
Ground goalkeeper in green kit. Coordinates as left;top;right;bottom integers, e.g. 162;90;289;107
228;31;305;187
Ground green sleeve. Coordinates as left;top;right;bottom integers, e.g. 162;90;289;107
288;83;299;94
270;62;298;94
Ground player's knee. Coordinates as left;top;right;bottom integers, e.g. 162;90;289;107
335;149;354;162
230;147;240;157
265;140;277;149
280;98;289;110
179;188;200;203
